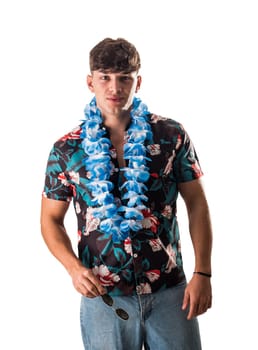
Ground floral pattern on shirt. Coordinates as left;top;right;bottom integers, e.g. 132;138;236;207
43;115;203;296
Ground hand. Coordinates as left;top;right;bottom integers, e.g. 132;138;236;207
69;264;106;298
182;274;212;320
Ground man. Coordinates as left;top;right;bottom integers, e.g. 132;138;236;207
41;37;212;349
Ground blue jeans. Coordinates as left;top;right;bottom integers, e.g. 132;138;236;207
80;281;202;350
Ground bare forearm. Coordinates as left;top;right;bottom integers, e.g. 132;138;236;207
41;220;82;275
40;197;105;297
188;200;213;273
179;180;213;319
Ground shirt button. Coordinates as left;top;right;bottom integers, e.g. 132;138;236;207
133;253;138;258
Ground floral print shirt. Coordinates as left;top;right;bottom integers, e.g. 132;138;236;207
43;114;203;296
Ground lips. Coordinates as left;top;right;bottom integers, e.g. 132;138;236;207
107;96;124;103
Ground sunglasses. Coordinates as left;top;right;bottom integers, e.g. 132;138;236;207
101;294;129;320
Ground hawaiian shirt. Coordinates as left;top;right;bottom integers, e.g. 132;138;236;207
43;113;203;296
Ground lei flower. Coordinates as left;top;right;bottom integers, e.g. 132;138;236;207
81;97;152;243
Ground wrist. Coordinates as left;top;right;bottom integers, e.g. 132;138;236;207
66;258;84;276
193;271;212;278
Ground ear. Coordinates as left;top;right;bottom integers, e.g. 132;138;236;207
87;74;94;92
135;75;142;93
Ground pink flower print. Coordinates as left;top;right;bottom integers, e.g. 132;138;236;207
149;239;162;252
68;171;80;184
161;205;172;219
59;126;81;141
146;270;160;282
124;237;133;256
141;209;159;233
163;151;175;176
164;244;177;273
147;144;161;156
163;135;182;176
84;207;100;235
77;230;82;242
92;265;120;287
149;238;177;272
58;172;69;186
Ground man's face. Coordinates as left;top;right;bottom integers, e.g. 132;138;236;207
87;70;142;118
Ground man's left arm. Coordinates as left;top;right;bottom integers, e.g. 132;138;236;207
178;178;213;320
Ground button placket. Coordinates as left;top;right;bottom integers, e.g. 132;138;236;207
131;246;143;294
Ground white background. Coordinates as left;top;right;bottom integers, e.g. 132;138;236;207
0;0;257;349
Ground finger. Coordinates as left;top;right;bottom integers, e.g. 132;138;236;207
200;296;212;313
196;297;212;316
73;277;97;297
187;297;201;320
77;284;96;298
72;273;101;297
83;271;106;295
81;278;104;297
182;290;190;311
187;302;197;320
196;303;207;316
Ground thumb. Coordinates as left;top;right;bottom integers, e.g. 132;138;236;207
182;289;190;310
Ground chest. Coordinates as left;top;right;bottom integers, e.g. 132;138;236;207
110;132;126;168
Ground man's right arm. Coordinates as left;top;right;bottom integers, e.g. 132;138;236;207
40;196;106;297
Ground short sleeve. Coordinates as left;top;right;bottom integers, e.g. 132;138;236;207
173;125;203;183
42;146;73;201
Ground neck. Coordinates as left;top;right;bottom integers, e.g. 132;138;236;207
102;109;131;132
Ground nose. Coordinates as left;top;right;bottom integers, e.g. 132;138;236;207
108;78;122;94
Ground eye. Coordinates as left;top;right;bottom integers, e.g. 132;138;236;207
120;76;131;82
100;75;110;81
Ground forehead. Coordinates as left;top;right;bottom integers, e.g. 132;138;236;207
92;70;137;77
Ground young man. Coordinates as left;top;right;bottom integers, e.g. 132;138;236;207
41;37;212;349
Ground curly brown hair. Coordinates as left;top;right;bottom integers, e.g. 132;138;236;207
89;38;141;73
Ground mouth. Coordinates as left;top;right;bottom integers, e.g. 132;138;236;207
107;96;124;103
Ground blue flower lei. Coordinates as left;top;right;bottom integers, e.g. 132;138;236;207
81;97;153;243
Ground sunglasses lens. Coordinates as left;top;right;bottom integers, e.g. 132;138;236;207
116;308;129;320
101;294;129;320
101;294;113;306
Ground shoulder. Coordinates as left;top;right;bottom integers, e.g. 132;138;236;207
53;124;83;150
148;113;186;139
48;124;84;168
56;124;82;143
